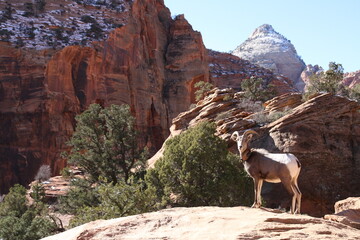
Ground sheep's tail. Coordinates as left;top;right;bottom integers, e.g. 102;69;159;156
295;157;301;169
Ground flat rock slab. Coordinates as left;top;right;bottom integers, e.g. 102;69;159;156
42;206;359;240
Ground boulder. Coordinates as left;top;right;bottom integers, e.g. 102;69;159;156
324;197;360;229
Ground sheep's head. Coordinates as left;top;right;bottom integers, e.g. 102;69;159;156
231;130;258;154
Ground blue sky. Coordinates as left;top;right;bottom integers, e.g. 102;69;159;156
164;0;360;72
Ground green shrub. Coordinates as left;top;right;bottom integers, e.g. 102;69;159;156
30;183;46;204
58;178;100;215
241;77;276;102
0;184;58;240
145;122;252;208
63;104;147;185
68;179;156;227
304;62;344;99
194;81;214;102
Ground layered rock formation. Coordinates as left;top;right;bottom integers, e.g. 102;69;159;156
149;90;360;217
232;24;306;91
42;206;360;240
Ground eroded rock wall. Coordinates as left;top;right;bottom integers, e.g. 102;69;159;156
0;0;210;194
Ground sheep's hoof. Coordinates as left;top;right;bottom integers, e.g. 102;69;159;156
251;203;261;208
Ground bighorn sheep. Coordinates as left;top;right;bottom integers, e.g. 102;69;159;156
231;130;302;214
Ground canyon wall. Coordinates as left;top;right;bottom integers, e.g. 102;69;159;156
0;0;211;194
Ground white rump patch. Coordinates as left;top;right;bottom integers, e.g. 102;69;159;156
262;152;300;178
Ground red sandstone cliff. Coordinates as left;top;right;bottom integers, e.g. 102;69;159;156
0;0;212;194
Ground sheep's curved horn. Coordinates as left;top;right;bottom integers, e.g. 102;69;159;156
242;130;258;142
231;131;240;141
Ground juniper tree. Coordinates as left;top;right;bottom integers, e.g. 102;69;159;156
64;104;147;185
306;62;344;96
145;122;252;208
241;77;276;102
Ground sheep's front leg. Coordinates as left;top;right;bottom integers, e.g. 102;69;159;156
252;178;263;208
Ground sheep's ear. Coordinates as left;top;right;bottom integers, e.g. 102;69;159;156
244;133;254;142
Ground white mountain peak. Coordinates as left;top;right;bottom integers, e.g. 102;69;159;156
232;24;306;91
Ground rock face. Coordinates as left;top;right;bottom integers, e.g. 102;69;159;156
344;70;360;88
149;90;360;217
299;64;324;89
0;43;75;195
208;50;296;94
42;206;360;240
232;24;306;91
0;0;210;194
265;93;360;216
324;197;360;229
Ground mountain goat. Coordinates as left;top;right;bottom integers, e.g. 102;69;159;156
231;130;302;214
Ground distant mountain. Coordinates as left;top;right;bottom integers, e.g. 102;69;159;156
232;24;306;91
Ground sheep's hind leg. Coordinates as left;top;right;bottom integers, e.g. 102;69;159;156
281;177;296;214
292;180;302;214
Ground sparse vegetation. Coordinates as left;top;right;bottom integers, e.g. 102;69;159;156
236;98;263;113
86;22;104;39
194;81;214;102
0;184;59;240
251;108;293;125
241;77;276;102
349;84;360;102
0;0;130;49
0;29;13;41
23;2;35;17
304;62;360;102
0;2;13;21
80;15;97;24
305;62;344;99
215;111;232;121
34;0;46;14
